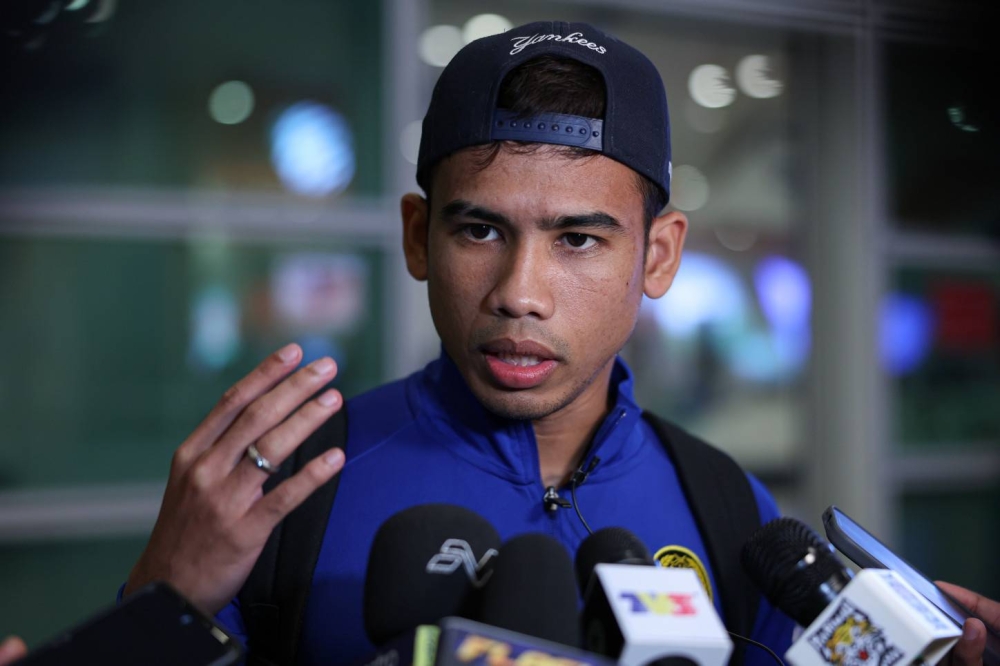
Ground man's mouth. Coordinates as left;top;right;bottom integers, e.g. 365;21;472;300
479;339;560;389
494;353;543;367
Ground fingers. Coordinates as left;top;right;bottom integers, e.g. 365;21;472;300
949;618;987;666
937;581;1000;629
247;447;346;532
206;356;339;473
173;344;303;473
227;388;343;497
0;635;27;665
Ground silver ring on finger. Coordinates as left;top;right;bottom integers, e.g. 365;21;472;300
245;443;281;475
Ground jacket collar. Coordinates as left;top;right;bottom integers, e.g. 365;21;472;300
406;349;646;485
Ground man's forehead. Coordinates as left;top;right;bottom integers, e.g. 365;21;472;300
430;144;647;225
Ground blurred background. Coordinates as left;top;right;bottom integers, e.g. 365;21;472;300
1;0;997;647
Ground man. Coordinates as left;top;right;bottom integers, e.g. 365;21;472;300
115;20;986;666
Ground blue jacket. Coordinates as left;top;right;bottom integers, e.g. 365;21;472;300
216;353;795;665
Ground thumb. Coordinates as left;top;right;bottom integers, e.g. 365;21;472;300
0;636;27;665
950;619;986;666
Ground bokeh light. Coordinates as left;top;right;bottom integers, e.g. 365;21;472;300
651;252;747;337
736;55;784;99
399;120;422;165
188;285;241;371
688;64;737;109
881;293;934;375
754;255;811;332
419;25;464;67
462;14;512;44
270;102;355;197
671;165;710;212
208;80;255;125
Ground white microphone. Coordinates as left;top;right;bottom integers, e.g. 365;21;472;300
742;518;960;666
786;569;961;666
582;563;733;666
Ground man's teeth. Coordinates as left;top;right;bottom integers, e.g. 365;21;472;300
497;353;542;367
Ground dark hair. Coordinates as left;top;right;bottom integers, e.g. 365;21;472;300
424;55;668;235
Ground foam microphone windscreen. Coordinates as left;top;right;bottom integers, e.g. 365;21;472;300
575;526;654;593
477;533;582;648
740;517;853;627
364;504;502;645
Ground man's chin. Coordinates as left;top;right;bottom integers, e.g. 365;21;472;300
471;387;563;422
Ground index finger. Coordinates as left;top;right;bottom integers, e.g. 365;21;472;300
176;344;303;467
937;581;1000;629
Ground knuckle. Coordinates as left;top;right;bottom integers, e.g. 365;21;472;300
244;400;277;429
188;461;215;493
268;485;297;515
171;445;195;472
219;384;245;411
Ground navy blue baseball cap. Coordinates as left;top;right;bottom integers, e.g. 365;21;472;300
417;20;672;203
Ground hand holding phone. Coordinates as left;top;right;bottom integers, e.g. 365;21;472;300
823;505;999;666
11;582;242;666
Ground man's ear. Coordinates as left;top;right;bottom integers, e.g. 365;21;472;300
401;193;429;281
644;210;688;298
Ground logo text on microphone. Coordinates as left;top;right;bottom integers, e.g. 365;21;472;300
619;592;697;616
426;538;498;589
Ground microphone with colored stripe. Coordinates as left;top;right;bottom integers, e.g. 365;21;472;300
577;527;733;666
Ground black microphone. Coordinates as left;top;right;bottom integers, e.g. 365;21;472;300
363;503;501;646
575;526;654;593
477;533;581;647
739;517;852;628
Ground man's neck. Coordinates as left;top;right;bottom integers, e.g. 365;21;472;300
532;360;616;488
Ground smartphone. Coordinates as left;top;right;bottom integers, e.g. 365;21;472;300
13;582;243;666
823;505;999;666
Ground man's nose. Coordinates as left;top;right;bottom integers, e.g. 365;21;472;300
485;241;555;320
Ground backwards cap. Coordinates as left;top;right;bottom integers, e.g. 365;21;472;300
416;20;672;202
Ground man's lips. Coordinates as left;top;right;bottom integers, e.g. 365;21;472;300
479;339;558;360
479;339;559;390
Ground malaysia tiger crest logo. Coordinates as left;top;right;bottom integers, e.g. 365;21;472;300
807;599;905;666
654;545;714;602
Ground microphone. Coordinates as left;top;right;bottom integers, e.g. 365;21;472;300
741;517;961;666
363;504;502;647
577;527;733;666
476;533;581;647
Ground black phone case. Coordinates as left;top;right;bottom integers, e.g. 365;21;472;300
13;582;243;666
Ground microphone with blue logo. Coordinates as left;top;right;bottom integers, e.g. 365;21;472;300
577;527;733;666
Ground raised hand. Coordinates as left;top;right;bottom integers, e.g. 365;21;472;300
123;344;346;614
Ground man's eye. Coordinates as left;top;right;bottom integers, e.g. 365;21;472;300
465;224;498;241
563;233;597;250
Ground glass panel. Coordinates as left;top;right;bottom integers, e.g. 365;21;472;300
0;236;385;490
0;536;148;647
887;267;1000;449
0;1;383;197
885;40;1000;234
901;489;1000;600
422;3;832;471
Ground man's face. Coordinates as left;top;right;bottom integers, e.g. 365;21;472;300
412;146;659;421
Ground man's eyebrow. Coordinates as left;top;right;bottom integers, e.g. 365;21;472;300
440;200;511;226
539;212;626;234
439;199;626;235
